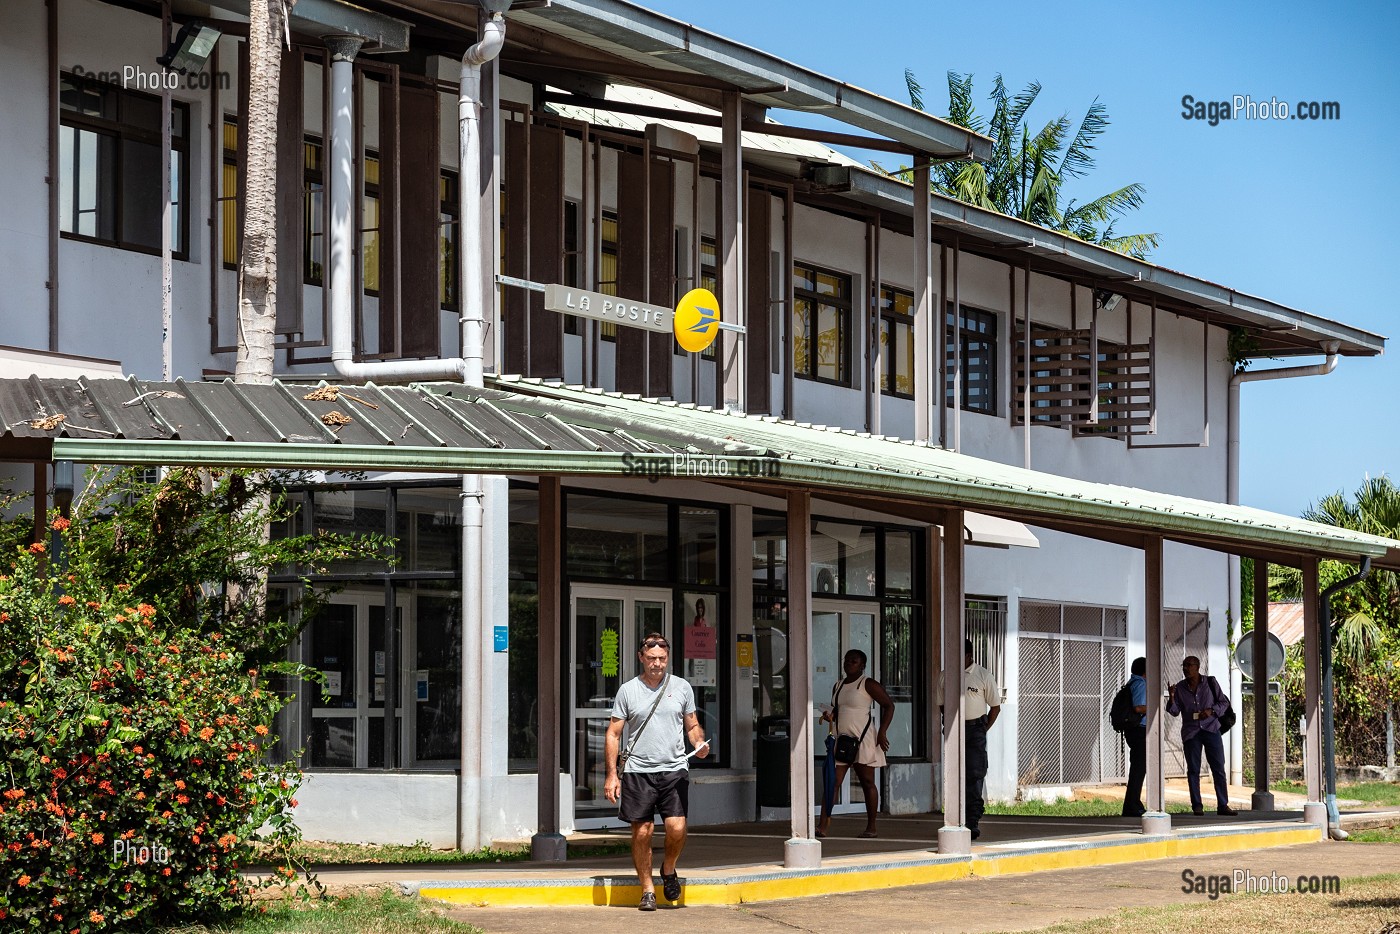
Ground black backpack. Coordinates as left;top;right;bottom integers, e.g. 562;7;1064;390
1109;682;1137;733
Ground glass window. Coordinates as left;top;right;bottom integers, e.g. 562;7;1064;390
946;304;998;414
812;521;876;596
440;171;458;309
679;506;720;585
312;489;390;573
881;604;918;758
304;138;324;284
397;488;461;573
362;153;381;294
792;262;851;385
59;74;188;257
563;200;582;334
598;211;619;340
885;530;915;598
566;494;667;581
221;118;238;268
680;591;722;766
879;287;915;397
413;584;461;763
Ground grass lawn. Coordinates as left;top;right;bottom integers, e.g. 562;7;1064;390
994;873;1400;934
1272;779;1400;806
985;798;1196;818
1348;826;1400;843
160;890;479;934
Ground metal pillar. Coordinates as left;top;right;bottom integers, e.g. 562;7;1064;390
1251;561;1274;810
785;491;819;867
719;92;745;412
1142;536;1170;834
1301;558;1326;827
532;477;566;860
938;507;969;854
913;164;932;443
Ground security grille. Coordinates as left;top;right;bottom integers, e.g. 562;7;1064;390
966;595;1008;693
1017;601;1128;785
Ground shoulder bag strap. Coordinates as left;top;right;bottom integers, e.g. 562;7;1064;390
854;676;873;743
832;678;845;732
621;672;670;762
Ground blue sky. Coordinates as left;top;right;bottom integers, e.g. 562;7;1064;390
641;0;1399;518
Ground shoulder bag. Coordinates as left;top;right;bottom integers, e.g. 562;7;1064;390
1208;675;1237;733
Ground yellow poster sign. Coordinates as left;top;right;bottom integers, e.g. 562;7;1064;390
672;288;722;353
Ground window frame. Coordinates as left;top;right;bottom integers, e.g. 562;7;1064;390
879;285;915;399
792;261;853;387
58;74;190;260
945;303;999;415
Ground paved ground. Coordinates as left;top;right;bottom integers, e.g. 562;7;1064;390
439;839;1400;933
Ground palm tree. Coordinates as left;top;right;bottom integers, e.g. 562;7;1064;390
235;0;295;384
898;70;1159;260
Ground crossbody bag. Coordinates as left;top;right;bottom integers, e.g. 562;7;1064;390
832;677;872;765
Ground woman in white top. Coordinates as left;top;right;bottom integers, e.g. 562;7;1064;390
818;649;896;839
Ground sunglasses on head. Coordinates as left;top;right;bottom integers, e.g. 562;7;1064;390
641;638;669;650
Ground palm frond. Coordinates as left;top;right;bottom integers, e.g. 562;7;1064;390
904;67;925;113
1058;99;1108;180
1095;230;1159;259
1061;183;1147;227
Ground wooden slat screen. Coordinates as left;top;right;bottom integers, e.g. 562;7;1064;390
502;119;529;375
528;124;565;378
746;187;771;413
397;85;440;357
646;157;675;398
376;75;398;356
1014;324;1153;435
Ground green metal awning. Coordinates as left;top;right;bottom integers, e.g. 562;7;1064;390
2;375;1396;569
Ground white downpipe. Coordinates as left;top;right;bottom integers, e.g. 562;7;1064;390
1225;341;1340;784
458;11;506;854
327;39;466;382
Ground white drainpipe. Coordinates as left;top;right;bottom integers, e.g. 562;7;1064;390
1226;340;1340;785
456;9;506;855
324;10;506;852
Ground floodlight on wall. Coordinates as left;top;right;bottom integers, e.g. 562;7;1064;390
1094;289;1124;314
158;22;221;75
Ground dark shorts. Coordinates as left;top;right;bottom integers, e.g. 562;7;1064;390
619;769;689;824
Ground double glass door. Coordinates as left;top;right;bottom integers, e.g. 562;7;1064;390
813;601;878;813
308;593;409;769
571;585;671;824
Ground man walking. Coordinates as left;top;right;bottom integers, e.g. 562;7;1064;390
605;632;708;910
1122;657;1148;817
948;639;1000;840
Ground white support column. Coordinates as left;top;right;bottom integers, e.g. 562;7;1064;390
913;164;932;444
785;491;820;868
1142;536;1170;834
719;92;745;412
1302;558;1326;827
938;507;969;854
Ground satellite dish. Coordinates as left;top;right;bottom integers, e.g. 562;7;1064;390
1235;630;1286;681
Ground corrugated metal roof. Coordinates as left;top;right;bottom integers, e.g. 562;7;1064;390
2;375;1397;568
1267;602;1306;647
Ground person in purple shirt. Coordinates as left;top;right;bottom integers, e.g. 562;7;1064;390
1166;655;1237;816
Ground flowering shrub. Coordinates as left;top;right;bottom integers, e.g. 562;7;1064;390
0;469;383;931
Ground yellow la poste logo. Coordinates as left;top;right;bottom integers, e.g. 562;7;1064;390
673;288;721;353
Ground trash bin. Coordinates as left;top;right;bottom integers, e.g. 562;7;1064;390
756;715;790;808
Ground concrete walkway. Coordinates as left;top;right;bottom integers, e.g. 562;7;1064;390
438;838;1400;933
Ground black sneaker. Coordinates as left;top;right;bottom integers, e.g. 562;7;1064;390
661;871;682;902
638;892;657;911
970;827;981;840
1217;805;1238;816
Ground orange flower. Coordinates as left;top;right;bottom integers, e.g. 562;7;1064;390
176;794;189;805
161;867;171;876
51;517;70;531
174;780;185;790
254;725;269;736
57;595;75;606
89;911;103;924
91;832;103;845
17;874;30;886
137;603;156;618
198;727;215;741
28;541;45;553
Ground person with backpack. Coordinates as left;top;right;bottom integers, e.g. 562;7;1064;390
1166;655;1238;816
1113;657;1149;817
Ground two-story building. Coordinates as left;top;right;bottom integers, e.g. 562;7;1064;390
0;0;1389;849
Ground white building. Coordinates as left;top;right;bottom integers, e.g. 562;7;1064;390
0;0;1389;851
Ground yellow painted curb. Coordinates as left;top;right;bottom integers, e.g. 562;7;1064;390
417;825;1323;908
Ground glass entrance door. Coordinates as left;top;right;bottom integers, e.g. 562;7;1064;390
813;601;878;814
571;585;671;825
308;593;408;769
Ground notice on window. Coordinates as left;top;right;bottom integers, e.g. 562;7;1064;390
736;633;754;668
373;677;385;702
415;670;429;702
601;628;620;678
375;651;386;676
324;671;342;697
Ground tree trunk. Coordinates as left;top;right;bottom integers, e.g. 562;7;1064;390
235;0;292;385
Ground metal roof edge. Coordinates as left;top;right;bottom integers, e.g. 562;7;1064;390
532;0;992;161
844;167;1387;356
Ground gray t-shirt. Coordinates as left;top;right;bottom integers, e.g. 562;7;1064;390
611;674;696;773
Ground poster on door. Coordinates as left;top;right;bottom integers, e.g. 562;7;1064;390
683;593;717;686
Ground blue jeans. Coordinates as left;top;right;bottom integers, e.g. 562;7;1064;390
1183;728;1229;812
